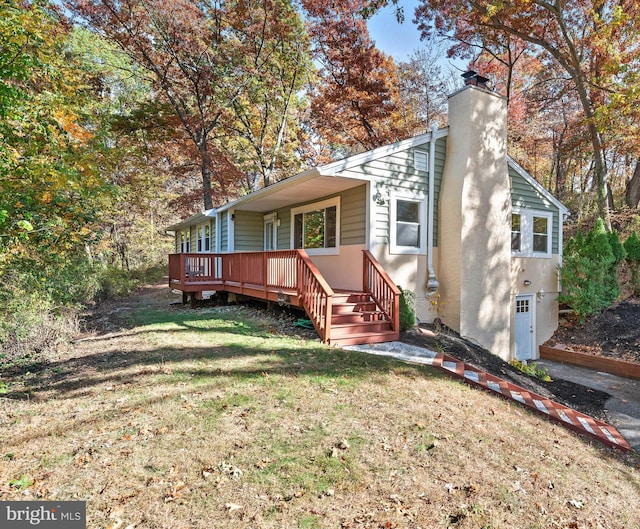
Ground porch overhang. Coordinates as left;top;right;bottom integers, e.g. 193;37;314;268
217;170;368;213
166;209;215;232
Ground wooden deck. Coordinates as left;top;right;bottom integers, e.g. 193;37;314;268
168;250;400;346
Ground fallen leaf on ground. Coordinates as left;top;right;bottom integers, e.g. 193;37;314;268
568;499;585;509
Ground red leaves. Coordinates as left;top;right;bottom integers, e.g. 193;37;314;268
302;0;408;154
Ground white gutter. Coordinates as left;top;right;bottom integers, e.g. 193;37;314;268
426;125;440;296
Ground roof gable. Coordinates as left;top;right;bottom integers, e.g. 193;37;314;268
508;156;569;216
317;127;448;176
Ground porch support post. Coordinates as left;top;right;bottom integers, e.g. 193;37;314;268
393;290;400;333
362;253;369;292
180;254;186;289
263;252;268;299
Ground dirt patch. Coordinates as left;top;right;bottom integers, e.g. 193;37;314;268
399;325;611;423
548;297;640;365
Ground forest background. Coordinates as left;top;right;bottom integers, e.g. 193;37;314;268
2;0;640;362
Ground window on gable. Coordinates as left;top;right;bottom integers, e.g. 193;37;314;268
291;197;339;255
390;193;426;254
511;209;552;258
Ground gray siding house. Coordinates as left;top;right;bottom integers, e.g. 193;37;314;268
168;80;568;360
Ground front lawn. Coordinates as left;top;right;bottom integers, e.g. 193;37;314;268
1;285;638;528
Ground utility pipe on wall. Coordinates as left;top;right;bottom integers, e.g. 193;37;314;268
426;125;440;296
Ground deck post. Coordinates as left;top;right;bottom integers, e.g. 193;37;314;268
324;295;332;344
362;254;369;293
263;252;268;299
179;254;186;290
393;290;400;333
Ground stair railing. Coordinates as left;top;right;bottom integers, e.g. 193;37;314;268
362;250;400;332
295;249;334;343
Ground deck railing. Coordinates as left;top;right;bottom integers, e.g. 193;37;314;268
363;250;400;333
168;250;334;341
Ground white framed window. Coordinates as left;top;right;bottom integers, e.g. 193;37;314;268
511;208;553;258
196;224;210;253
511;213;522;252
180;231;190;253
390;192;427;254
291;197;340;255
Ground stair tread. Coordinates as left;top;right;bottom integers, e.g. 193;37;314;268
331;310;385;316
328;330;399;346
333;329;397;336
331;321;391;329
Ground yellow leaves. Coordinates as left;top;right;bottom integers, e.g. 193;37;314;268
53;109;93;146
40;191;52;204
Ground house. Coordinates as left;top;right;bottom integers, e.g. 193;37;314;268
167;74;569;361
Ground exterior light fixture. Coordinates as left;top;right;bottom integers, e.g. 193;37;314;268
373;185;389;206
523;279;531;286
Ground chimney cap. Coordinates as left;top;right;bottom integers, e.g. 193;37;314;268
462;70;491;89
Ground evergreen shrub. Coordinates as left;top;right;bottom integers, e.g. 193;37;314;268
398;286;416;332
624;232;640;295
558;218;621;321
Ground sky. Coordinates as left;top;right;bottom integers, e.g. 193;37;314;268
367;0;465;75
367;0;423;61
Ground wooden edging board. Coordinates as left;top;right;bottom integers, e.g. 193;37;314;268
539;345;640;381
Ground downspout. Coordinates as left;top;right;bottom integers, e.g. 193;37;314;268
426;125;439;296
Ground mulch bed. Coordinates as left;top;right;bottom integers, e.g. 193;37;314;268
548;297;640;365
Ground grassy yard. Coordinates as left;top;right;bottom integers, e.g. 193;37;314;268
1;285;639;529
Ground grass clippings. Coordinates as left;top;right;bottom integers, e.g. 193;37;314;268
1;284;639;529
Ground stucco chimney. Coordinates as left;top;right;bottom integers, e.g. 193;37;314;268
437;82;512;360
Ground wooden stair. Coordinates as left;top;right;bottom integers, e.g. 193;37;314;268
327;291;399;347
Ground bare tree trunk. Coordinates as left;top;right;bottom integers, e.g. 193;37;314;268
625;159;640;209
200;144;213;210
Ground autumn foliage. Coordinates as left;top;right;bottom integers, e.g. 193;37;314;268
302;0;407;158
4;0;640;361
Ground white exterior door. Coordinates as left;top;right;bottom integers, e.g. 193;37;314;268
515;295;534;361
